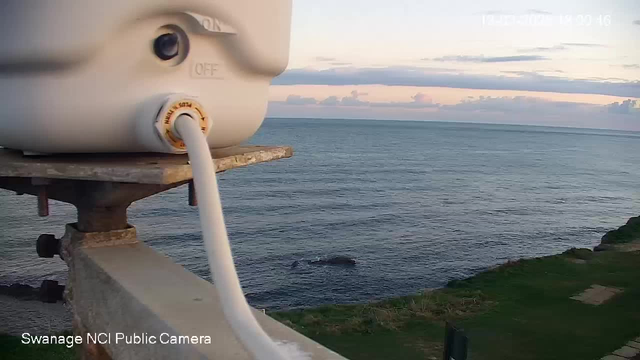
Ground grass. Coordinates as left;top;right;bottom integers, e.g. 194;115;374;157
272;249;640;360
0;333;76;360
2;249;638;360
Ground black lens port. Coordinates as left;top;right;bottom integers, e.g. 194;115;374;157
154;33;180;61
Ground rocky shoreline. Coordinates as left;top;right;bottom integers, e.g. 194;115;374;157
2;215;638;337
595;215;640;252
0;283;71;336
0;283;40;300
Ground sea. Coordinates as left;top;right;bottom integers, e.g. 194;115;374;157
1;119;639;310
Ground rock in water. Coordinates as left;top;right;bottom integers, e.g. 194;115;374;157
290;260;299;268
308;256;356;266
326;256;356;265
0;283;39;300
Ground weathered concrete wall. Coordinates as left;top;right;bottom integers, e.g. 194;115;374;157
63;225;345;360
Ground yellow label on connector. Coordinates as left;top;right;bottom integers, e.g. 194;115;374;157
159;99;209;150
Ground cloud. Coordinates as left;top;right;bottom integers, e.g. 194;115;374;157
479;9;551;16
606;99;639;114
526;9;552;15
370;92;438;109
285;90;371;107
319;96;340;106
277;93;630;114
340;90;369;106
584;76;630;82
481;10;507;15
273;67;640;98
442;96;596;114
501;71;539;76
517;45;566;53
501;70;565;76
285;95;317;105
412;92;432;103
431;55;549;63
278;91;438;109
561;43;608;48
316;57;352;66
450;97;639;117
268;95;640;130
314;56;337;62
517;43;607;53
633;20;640;25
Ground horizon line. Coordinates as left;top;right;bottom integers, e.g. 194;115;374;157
264;116;640;133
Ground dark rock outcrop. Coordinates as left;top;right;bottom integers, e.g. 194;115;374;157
562;247;594;259
594;243;614;252
601;216;640;244
308;256;356;266
1;282;65;303
0;283;39;300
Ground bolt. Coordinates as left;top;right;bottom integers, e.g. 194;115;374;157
39;280;65;303
36;234;61;258
188;181;197;206
37;187;49;217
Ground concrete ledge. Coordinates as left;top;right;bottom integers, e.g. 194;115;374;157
0;145;293;184
70;240;345;359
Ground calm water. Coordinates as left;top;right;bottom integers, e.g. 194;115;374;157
1;119;639;310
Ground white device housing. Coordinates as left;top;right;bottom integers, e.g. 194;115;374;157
0;0;291;154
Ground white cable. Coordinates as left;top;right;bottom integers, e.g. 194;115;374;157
175;115;289;360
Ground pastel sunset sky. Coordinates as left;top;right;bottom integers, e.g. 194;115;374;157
267;0;640;130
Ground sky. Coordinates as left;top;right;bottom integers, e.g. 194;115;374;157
266;0;640;130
